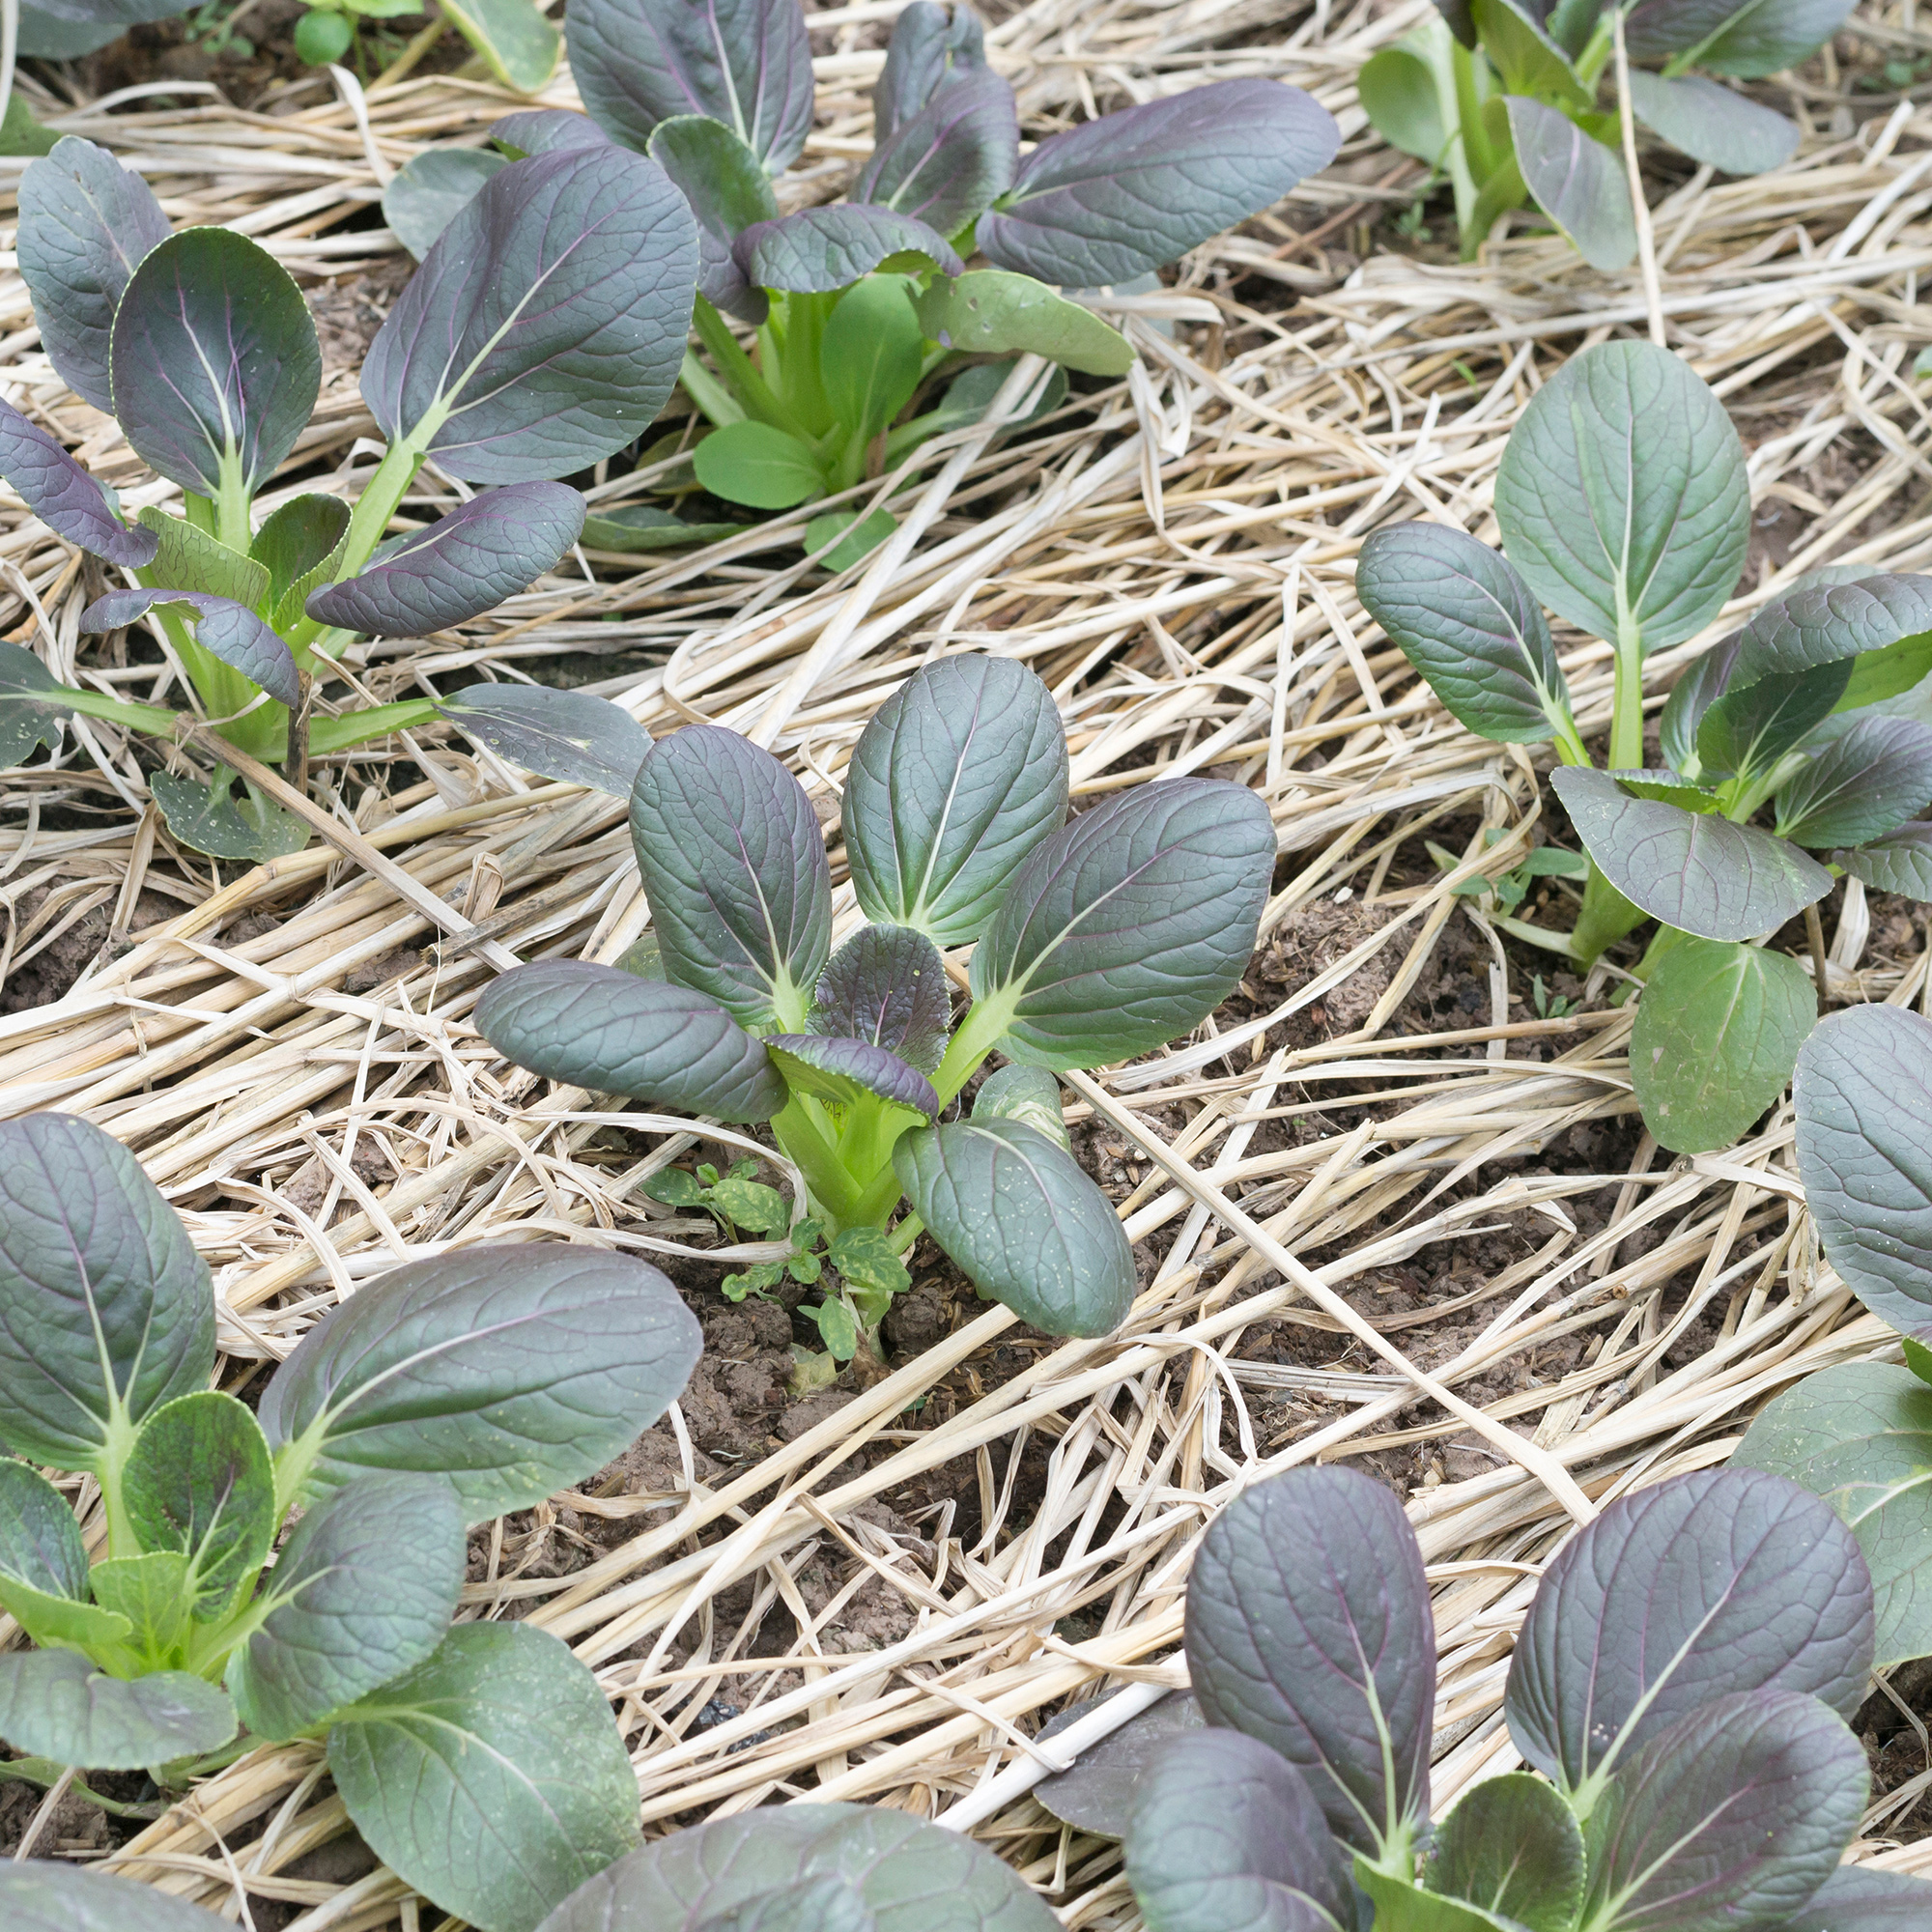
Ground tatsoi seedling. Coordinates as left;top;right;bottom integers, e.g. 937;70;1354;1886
1355;337;1932;1156
0;133;696;862
0;1111;700;1932
475;654;1275;1362
1363;0;1850;266
1041;1461;1920;1932
384;0;1339;568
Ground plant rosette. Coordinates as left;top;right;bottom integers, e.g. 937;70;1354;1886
378;0;1340;572
1035;1459;1927;1932
1362;0;1851;266
469;652;1276;1367
0;131;699;862
1353;335;1932;1157
0;1111;702;1932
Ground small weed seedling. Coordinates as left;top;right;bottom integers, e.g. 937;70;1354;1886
0;1111;701;1932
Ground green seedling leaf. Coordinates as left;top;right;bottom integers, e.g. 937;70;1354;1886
1625;0;1854;79
875;1;989;143
1122;1726;1355;1932
1495;339;1748;652
895;1118;1132;1337
1505;1467;1873;1795
822;274;923;447
364;147;697;484
1354;1868;1510;1931
1579;1690;1867;1932
0;1112;213;1474
647;116;778;320
440;683;649;796
804;1295;860;1361
0;1863;236;1928
1630;935;1814;1153
250;493;351;611
582;503;739;551
0;396;158;567
136;507;271;608
1695;660;1850;782
973;1064;1070;1150
856;67;1017;237
766;1034;940;1119
640;1167;707;1208
977;79;1339;289
804;508;895;570
629;724;832;1025
1359;44;1449;165
1473;0;1587;101
810;924;951;1075
1184;1466;1434;1855
260;1242;701;1520
827;1227;910;1297
734;204;964;292
90;1549;191;1663
970;777;1274;1068
694;419;826;508
109;227;320;499
1791;1003;1932;1329
1757;1863;1932;1929
0;639;72;767
148;771;311;865
82;587;300;706
1627;71;1800;176
1551;765;1831;940
706;1177;788;1234
383;147;509;260
329;1620;639;1932
440;0;560;94
229;1472;465;1742
123;1390;275;1618
0;1648;235;1768
1355;520;1573;743
1774;717;1932;847
0;1459;89;1604
846;655;1070;947
1423;1772;1584;1931
1737;1363;1932;1670
1729;573;1932;701
534;1802;1058;1932
1035;1690;1204;1835
1838;822;1932;900
913;270;1133;377
723;1262;785;1301
569;0;814;174
17;136;171;413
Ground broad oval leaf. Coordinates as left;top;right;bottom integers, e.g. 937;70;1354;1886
1036;1690;1205;1835
0;1649;235;1769
875;1;988;144
972;1063;1069;1149
0;1459;88;1602
1792;1003;1932;1327
440;0;561;93
123;1389;276;1617
383;147;508;260
1627;71;1799;176
229;1472;465;1742
1580;1690;1866;1932
1359;45;1449;165
629;724;832;1026
976;78;1340;289
647;115;777;319
582;503;739;551
810;924;951;1076
1760;1864;1932;1930
694;419;826;508
0;639;68;769
136;508;271;608
1838;821;1932;900
440;684;650;796
307;482;584;638
328;1620;639;1932
734;205;964;293
1695;660;1850;781
1776;717;1932;847
1551;764;1831;940
149;772;309;865
821;275;924;448
258;1242;702;1520
969;778;1274;1068
1507;98;1635;271
1625;0;1853;78
492;109;613;158
1729;573;1932;699
1355;521;1571;743
1504;1466;1874;1792
1423;1772;1585;1931
0;398;158;567
845;654;1070;945
1735;1363;1932;1671
1630;935;1815;1154
531;1801;1058;1932
0;1112;213;1474
1122;1727;1355;1932
1473;0;1587;102
855;67;1017;237
894;1118;1134;1337
1495;340;1748;652
18;136;171;413
1183;1464;1433;1854
1659;633;1743;776
568;0;814;174
1351;1869;1511;1932
766;1034;938;1119
0;1861;235;1930
80;587;301;706
911;270;1133;378
363;146;697;484
109;227;321;498
17;0;187;58
477;960;785;1118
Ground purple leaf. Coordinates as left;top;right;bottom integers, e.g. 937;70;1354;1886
764;1034;939;1119
855;67;1017;237
1776;716;1932;848
874;2;988;143
80;588;299;705
647;115;777;323
1731;572;1932;703
1838;819;1932;900
809;924;951;1076
1760;1865;1932;1930
0;397;157;567
734;204;964;293
1507;96;1636;272
490;108;613;157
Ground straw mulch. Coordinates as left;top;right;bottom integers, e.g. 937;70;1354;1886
5;0;1932;1922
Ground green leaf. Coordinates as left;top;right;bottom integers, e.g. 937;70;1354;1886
0;1458;88;1603
1630;935;1814;1153
973;1064;1070;1150
0;1112;214;1475
440;0;560;93
0;639;71;766
1359;44;1449;164
1728;574;1932;700
250;492;352;622
646;116;778;319
1473;0;1587;103
805;508;895;571
1736;1364;1932;1670
150;771;311;865
582;503;739;552
1625;0;1854;80
805;1296;860;1361
1495;340;1749;652
382;148;509;261
1696;661;1850;781
135;509;271;610
90;1550;192;1664
1355;1863;1515;1931
822;276;925;451
640;1167;706;1208
912;270;1134;378
0;1649;235;1769
0;1575;132;1656
1774;717;1932;848
828;1227;912;1298
122;1390;275;1619
0;1863;236;1928
693;419;826;508
439;683;650;797
895;1118;1134;1337
707;1177;788;1234
327;1620;639;1932
229;1473;464;1742
1505;98;1635;271
1423;1773;1584;1931
1626;71;1799;176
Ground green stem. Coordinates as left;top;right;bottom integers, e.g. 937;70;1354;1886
931;991;1017;1108
1494;914;1580;960
1608;617;1646;773
214;456;251;554
1551;708;1591;768
680;349;746;428
770;1095;865;1226
1570;862;1647;967
337;440;424;582
307;697;441;754
692;298;806;436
